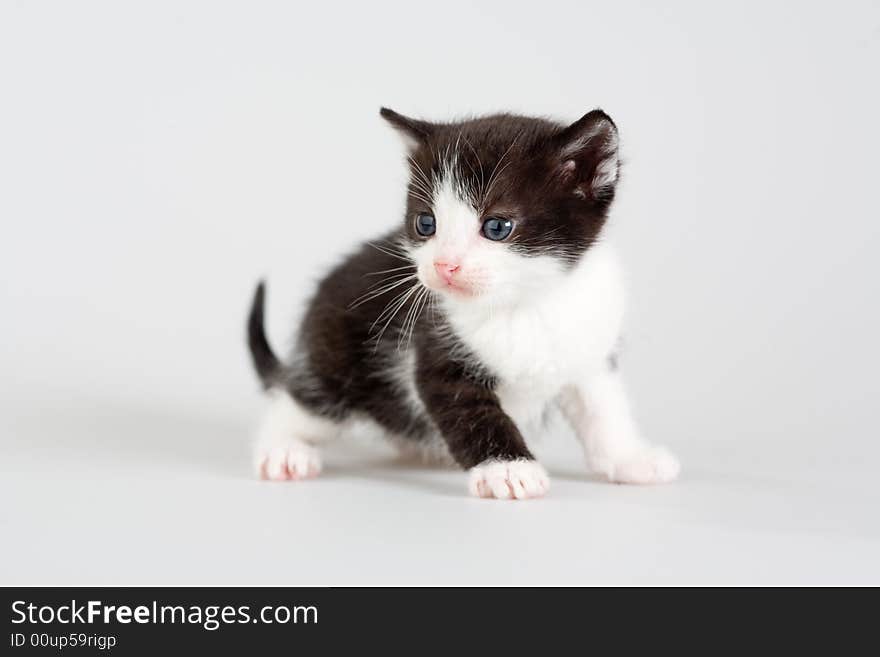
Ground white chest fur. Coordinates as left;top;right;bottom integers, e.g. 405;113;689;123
444;243;626;424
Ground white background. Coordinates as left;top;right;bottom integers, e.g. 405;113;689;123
1;0;879;584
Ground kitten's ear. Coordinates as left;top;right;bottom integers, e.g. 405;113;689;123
554;109;619;200
380;107;435;150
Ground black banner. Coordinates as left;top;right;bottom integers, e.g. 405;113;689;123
2;586;865;653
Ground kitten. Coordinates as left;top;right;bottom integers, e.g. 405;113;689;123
246;107;680;499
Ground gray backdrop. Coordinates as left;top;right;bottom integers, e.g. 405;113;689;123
2;0;878;584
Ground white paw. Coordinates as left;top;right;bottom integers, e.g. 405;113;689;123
597;446;680;485
255;442;322;481
468;459;550;500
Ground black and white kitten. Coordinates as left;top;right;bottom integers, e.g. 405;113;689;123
247;107;680;499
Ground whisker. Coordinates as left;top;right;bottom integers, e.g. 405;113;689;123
367;241;411;262
407;157;435;204
407;189;434;207
461;135;486;209
361;271;417;293
364;264;416;277
407;171;433;193
407;156;433;188
371;292;411;332
485;133;521;202
407;177;433;196
371;283;420;350
430;291;438;326
398;286;429;351
407;288;429;350
408;287;429;349
396;286;422;351
349;274;417;308
369;284;416;333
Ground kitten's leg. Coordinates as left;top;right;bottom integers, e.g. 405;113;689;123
253;389;340;481
560;369;680;484
416;349;549;500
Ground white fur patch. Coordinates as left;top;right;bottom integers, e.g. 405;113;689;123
257;441;322;481
253;390;339;481
468;459;549;500
410;175;485;293
561;120;619;192
444;242;626;427
559;371;680;485
601;445;680;485
594;152;619;190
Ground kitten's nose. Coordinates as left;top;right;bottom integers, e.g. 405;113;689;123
433;261;461;284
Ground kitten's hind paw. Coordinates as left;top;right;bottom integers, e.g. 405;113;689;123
256;442;322;481
468;459;549;500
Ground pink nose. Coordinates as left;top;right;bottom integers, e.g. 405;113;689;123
433;261;461;284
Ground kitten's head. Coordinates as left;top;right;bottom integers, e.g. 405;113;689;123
381;107;620;308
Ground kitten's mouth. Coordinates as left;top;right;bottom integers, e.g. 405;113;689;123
425;278;475;297
442;283;481;300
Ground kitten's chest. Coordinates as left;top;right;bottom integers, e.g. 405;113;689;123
454;298;619;392
447;247;626;398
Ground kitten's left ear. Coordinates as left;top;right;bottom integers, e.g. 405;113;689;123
380;107;436;150
554;109;619;200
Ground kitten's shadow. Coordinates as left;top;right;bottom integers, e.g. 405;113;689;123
11;399;604;497
550;469;608;484
12;399;464;495
321;453;464;497
8;399;249;478
324;456;609;496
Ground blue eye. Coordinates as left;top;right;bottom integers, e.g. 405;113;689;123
482;217;513;241
415;213;436;237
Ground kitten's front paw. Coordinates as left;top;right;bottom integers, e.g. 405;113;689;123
256;442;322;481
596;445;680;485
468;459;549;500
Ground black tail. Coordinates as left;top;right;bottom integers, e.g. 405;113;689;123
247;281;282;388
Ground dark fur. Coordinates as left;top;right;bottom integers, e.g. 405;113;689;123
248;108;619;469
385;108;618;265
247;281;281;388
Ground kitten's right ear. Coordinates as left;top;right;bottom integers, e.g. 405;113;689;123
380;107;435;150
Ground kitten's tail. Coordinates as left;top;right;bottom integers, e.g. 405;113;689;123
247;281;282;389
